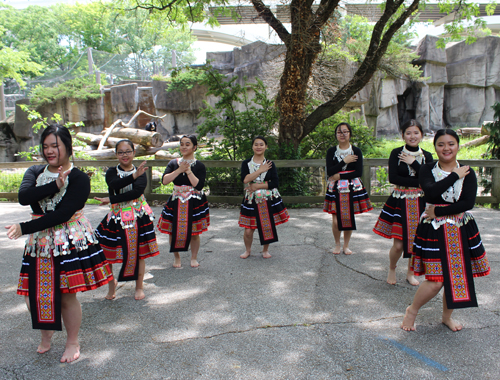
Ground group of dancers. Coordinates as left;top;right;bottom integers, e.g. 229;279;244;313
5;120;490;363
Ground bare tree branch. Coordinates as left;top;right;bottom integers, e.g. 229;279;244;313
250;0;291;45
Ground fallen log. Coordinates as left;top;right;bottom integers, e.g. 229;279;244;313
100;127;163;148
457;127;482;137
75;132;122;148
98;110;168;150
461;134;489;148
85;141;180;159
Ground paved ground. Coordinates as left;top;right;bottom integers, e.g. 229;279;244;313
0;203;498;380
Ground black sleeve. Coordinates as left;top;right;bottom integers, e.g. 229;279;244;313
20;170;90;235
241;159;250;182
109;173;147;204
193;162;206;190
326;147;346;177
106;167;136;191
424;150;434;164
265;162;279;190
419;163;460;197
18;166;60;206
339;147;363;180
388;147;419;188
434;168;477;217
162;159;178;182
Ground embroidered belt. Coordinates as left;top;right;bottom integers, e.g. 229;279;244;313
422;204;473;230
171;185;203;203
108;194;154;229
25;210;98;258
327;175;363;193
392;186;424;199
245;187;281;204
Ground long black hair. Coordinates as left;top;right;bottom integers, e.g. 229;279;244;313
40;124;73;161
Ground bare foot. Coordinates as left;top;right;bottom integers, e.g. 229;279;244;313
401;306;417;331
191;259;200;268
442;317;463;332
60;343;80;363
262;251;272;259
37;331;54;354
406;274;420;286
332;245;341;255
387;268;397;285
173;257;182;268
240;251;251;259
343;248;353;255
105;279;118;300
135;288;145;300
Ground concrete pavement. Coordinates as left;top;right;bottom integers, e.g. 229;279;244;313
0;203;498;379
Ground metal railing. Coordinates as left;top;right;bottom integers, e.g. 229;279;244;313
1;159;499;206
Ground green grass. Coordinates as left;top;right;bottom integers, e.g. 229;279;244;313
367;136;488;160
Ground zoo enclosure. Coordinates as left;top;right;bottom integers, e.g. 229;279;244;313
1;159;499;207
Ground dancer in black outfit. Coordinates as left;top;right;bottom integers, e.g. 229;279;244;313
373;120;433;285
401;129;490;332
6;125;113;362
157;135;210;268
95;139;159;300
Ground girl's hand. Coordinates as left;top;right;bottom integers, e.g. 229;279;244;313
259;161;272;173
6;224;22;240
343;154;358;164
247;183;259;193
94;196;110;206
56;166;71;189
398;152;416;165
453;165;470;179
178;160;190;173
133;161;148;179
329;173;341;182
425;205;436;220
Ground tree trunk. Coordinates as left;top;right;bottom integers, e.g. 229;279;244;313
101;127;164;147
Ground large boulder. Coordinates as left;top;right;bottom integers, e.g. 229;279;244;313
444;87;485;126
414;35;447;65
111;83;138;114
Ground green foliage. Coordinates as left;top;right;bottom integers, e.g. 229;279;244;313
437;1;497;48
485;102;500;159
16;105;88;161
0;26;43;87
197;65;278;161
276;143;311;197
300;109;378;159
153;66;207;92
28;76;103;109
321;14;422;81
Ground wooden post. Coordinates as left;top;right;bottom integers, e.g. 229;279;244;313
145;166;153;198
0;84;5;121
362;163;371;199
491;167;500;209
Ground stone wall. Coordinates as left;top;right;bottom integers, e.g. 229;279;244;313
5;36;500;161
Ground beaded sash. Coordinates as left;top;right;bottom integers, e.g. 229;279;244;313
107;194;154;229
171;185;203;203
24;210;98;257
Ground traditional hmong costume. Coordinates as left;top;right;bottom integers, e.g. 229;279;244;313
323;145;372;230
238;158;289;245
373;145;434;257
95;166;159;282
157;158;210;252
412;162;490;309
17;165;113;331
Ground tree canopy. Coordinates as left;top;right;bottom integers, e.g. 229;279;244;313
125;0;496;149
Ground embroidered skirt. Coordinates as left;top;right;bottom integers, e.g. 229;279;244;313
373;187;424;257
17;212;113;330
95;197;159;281
411;213;490;309
239;194;289;245
323;177;372;231
157;193;210;252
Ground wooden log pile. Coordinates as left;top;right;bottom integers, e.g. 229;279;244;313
74;109;180;159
